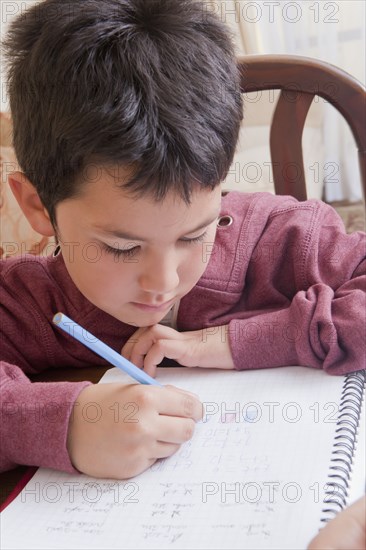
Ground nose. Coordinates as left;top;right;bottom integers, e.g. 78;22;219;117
138;249;180;296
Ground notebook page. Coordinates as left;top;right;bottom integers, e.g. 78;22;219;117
1;366;352;550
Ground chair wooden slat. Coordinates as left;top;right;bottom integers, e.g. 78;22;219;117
270;90;314;200
238;54;366;207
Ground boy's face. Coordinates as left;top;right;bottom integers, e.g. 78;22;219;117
55;166;221;327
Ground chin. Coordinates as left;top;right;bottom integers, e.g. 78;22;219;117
138;312;169;326
116;310;168;328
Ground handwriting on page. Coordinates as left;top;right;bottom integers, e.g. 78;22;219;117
2;367;347;549
20;419;282;549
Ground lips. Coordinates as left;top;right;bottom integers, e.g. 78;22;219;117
131;298;175;312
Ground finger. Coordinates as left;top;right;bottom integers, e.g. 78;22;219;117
141;339;193;376
145;363;157;378
129;341;154;370
156;387;203;421
165;384;200;400
128;325;180;367
121;348;145;370
156;415;196;444
121;327;149;363
138;345;165;376
130;342;165;376
152;441;181;460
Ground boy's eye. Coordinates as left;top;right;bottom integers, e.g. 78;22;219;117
180;230;208;244
102;243;139;259
101;230;208;259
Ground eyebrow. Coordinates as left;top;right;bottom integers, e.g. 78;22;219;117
93;212;220;241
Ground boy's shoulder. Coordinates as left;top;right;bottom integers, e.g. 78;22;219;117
222;189;325;215
218;191;343;232
1;253;56;286
201;190;354;291
0;252;96;324
0;253;76;305
220;190;346;234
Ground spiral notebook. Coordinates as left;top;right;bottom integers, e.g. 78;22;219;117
1;366;365;550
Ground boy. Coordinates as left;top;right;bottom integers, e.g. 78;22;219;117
1;0;365;481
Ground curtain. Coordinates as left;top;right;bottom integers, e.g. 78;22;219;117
206;0;365;201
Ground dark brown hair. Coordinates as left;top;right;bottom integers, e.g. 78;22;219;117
2;0;243;227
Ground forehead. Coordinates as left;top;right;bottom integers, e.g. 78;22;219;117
59;164;222;235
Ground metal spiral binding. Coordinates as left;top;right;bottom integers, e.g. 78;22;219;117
320;370;365;522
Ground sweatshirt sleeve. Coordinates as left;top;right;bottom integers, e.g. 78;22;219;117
0;256;98;473
0;361;91;473
228;200;366;375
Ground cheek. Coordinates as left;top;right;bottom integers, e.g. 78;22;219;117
179;243;211;283
180;226;217;282
63;247;135;303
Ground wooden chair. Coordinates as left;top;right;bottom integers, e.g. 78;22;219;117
238;54;366;210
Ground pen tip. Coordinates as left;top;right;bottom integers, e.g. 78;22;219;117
53;312;62;324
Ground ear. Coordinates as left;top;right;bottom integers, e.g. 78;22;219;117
8;171;55;237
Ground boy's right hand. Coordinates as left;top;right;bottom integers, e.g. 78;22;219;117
67;382;203;479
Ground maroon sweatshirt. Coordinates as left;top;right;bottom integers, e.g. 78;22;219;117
1;192;365;473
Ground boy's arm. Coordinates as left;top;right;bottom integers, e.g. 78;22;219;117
0;360;91;473
1;361;204;478
227;201;365;375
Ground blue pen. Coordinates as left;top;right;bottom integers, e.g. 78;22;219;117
52;312;162;386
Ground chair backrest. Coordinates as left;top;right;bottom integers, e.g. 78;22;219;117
238;54;366;207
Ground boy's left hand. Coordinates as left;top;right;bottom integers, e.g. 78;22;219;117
121;324;235;377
